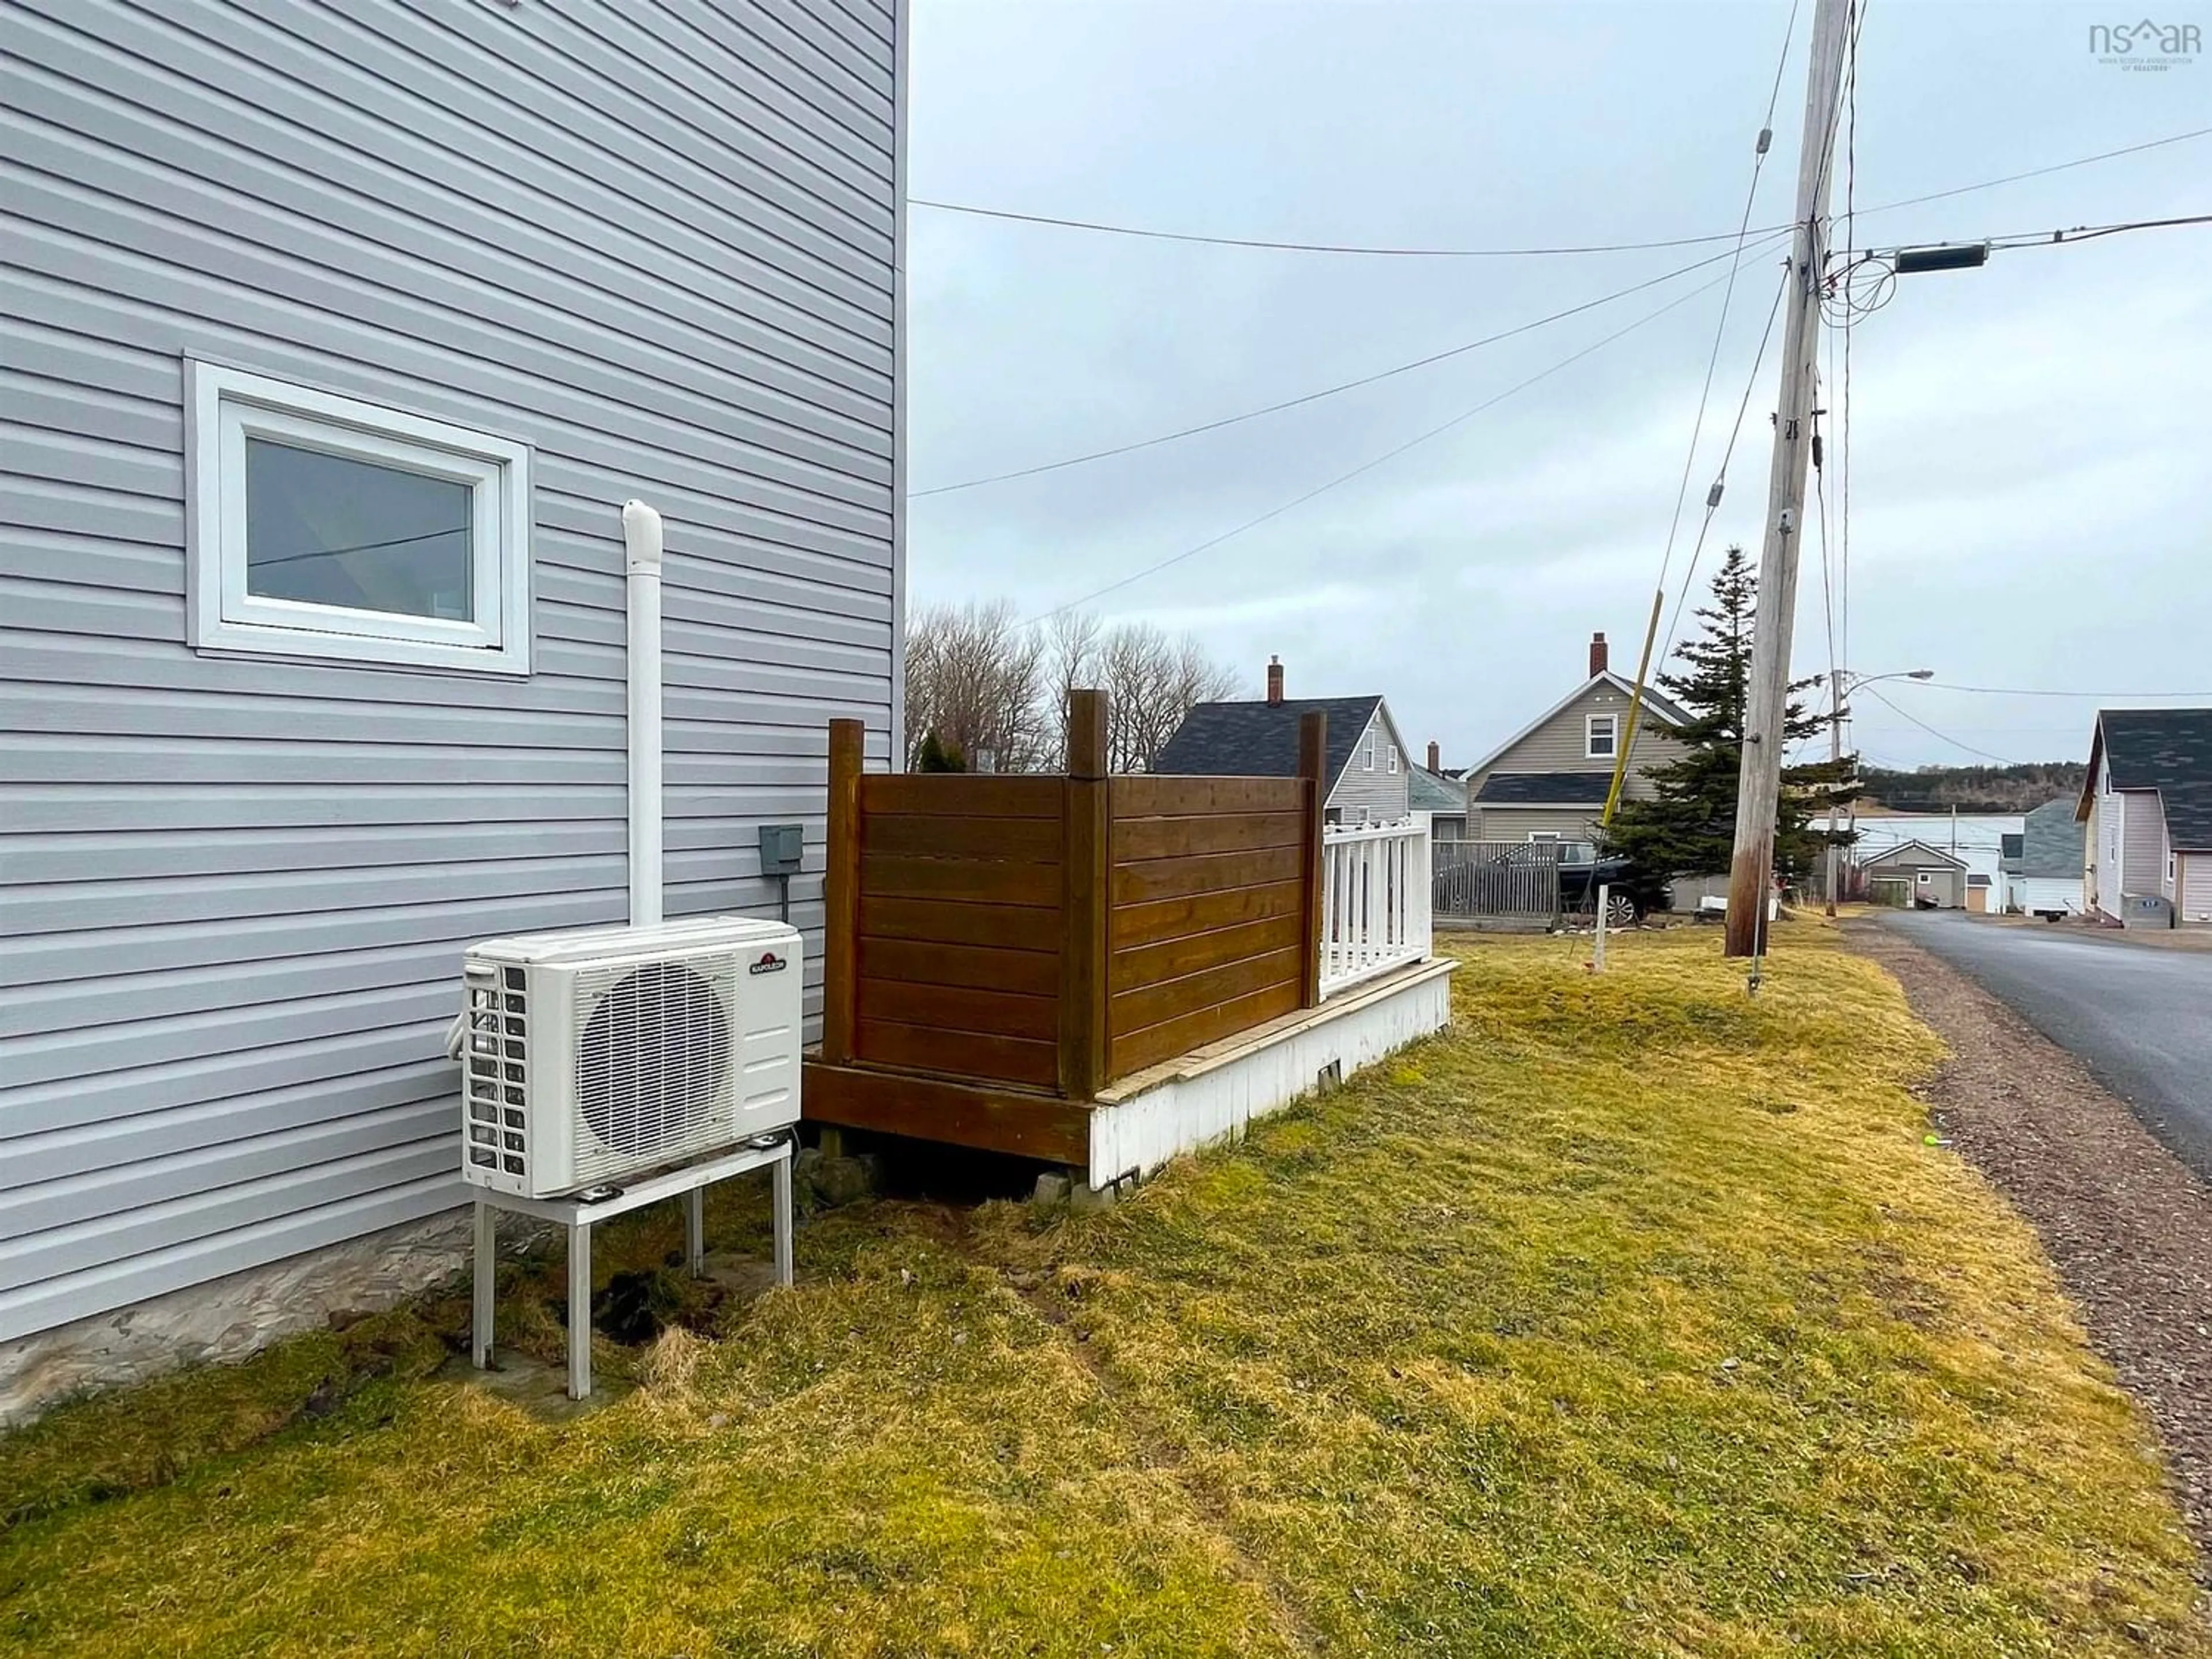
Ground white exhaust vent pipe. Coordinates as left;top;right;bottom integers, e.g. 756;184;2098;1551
622;499;664;929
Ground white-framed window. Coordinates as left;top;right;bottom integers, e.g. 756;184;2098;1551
1585;712;1619;759
1916;872;1933;885
1362;734;1376;771
1387;744;1399;774
186;362;533;675
1528;831;1562;843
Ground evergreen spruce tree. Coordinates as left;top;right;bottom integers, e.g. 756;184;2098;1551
915;729;966;772
1603;545;1854;882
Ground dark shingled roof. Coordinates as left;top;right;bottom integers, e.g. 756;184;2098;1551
2099;709;2212;850
1407;766;1466;815
2022;797;2085;877
1151;696;1384;797
1472;771;1615;806
1863;838;1969;871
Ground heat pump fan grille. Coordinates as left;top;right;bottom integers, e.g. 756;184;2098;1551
571;957;736;1180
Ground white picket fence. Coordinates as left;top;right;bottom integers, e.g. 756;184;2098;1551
1319;819;1433;998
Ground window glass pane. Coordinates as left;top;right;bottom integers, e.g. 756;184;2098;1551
245;439;474;620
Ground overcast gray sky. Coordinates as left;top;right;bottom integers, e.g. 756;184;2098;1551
903;1;2208;772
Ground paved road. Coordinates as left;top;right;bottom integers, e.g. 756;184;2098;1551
1878;911;2212;1181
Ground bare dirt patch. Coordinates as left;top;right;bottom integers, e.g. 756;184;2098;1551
1848;920;2212;1567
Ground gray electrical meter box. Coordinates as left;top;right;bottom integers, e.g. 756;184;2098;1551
757;823;804;877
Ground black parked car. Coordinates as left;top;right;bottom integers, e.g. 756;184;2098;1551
1558;851;1669;927
1478;841;1669;927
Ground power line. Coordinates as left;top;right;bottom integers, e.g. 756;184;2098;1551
1025;263;1754;622
904;198;1753;258
1925;681;2212;698
1844;211;2212;262
1612;3;1804;835
1838;34;1855;757
1656;264;1791;669
1814;414;1839;740
911;236;1784;498
1847;126;2212;219
1650;0;1799;608
1989;211;2212;248
1836;0;1859;757
908;123;2212;258
1860;684;2020;764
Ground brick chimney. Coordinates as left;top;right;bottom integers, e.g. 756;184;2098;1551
1589;631;1608;679
1266;655;1283;705
1426;740;1441;773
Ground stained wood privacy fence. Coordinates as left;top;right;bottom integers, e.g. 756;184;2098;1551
821;692;1358;1101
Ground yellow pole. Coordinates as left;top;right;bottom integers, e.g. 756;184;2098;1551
1600;587;1666;828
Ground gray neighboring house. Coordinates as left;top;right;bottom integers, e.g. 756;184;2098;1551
1152;658;1412;825
2079;707;2212;926
1463;631;1690;843
1863;840;1969;909
2016;797;2086;919
1;0;906;1384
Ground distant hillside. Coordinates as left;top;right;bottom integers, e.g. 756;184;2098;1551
1859;762;2086;815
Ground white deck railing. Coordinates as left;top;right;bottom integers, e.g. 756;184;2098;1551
1320;818;1433;998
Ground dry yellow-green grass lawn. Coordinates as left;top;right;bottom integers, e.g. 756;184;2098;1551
3;926;2206;1657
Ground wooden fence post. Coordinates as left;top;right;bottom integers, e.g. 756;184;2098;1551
1059;689;1110;1100
1297;711;1328;1008
821;717;864;1066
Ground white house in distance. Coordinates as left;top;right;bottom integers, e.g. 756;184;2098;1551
2014;798;2087;919
1849;808;2021;915
1;0;906;1415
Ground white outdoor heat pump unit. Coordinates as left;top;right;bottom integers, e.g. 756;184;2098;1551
458;916;804;1200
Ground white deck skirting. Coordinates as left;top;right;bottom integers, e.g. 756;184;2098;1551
1087;958;1457;1189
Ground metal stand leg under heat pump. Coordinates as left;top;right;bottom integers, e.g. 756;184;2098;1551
469;1135;797;1402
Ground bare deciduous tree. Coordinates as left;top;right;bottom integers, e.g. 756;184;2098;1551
902;600;1048;772
903;602;1237;774
1054;615;1239;774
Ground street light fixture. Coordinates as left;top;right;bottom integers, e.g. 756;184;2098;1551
1822;668;1936;916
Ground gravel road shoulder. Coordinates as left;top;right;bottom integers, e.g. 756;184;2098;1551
1846;920;2212;1569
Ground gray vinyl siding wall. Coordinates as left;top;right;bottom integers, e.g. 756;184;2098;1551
2119;790;2168;899
1468;681;1685;804
1324;707;1412;824
2181;852;2212;925
1863;850;1965;908
0;0;901;1343
1470;805;1607;842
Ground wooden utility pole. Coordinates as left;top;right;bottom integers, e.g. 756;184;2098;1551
1725;0;1854;959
